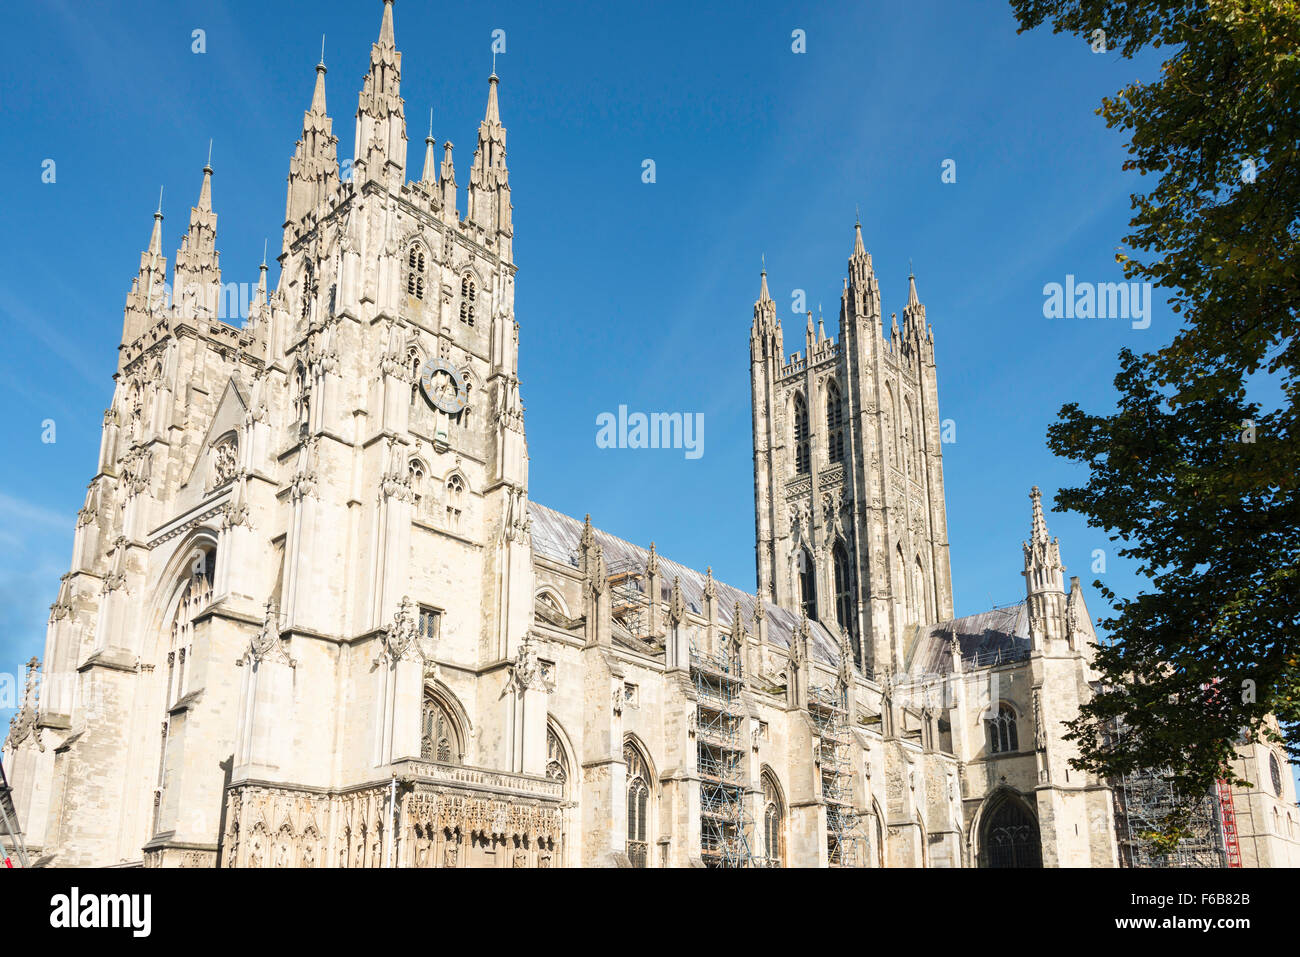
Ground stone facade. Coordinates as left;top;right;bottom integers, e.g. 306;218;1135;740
4;1;1297;869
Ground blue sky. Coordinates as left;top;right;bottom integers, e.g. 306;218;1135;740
0;1;1201;731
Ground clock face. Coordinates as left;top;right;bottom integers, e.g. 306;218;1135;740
418;358;468;414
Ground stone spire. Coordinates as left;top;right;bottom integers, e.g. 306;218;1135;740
467;72;512;253
284;56;341;238
173;155;222;320
354;0;407;187
847;217;879;325
420;109;437;185
751;261;780;359
440;141;458;223
122;194;169;347
1023;486;1067;646
902;267;928;347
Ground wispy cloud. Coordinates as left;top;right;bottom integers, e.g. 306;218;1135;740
0;490;73;531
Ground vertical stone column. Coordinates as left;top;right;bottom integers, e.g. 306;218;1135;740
505;634;548;776
371;598;426;768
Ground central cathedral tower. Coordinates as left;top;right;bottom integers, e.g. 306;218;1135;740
750;223;955;675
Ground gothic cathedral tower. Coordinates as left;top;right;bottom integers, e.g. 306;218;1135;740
750;222;954;676
7;1;538;867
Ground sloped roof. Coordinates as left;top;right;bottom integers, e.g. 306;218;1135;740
528;501;842;666
907;602;1031;675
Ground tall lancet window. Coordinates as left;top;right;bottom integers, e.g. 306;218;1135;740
625;742;651;868
445;474;465;531
833;542;855;655
407;243;427;300
156;543;216;834
762;770;785;866
407;346;423;407
986;704;1019;755
546;726;570;799
826;382;845;464
799;548;817;621
793;395;810;474
459;274;477;326
912;554;927;623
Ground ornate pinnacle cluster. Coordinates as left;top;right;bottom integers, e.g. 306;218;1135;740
750;260;782;361
900;267;932;350
285;50;341;232
467;72;512;242
124;192;169;336
354;0;407;185
1023;486;1063;573
172;155;222;318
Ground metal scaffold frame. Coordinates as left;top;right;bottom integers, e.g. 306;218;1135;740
691;644;755;868
809;683;861;866
0;763;30;868
1114;767;1228;868
608;560;647;638
1108;719;1229;868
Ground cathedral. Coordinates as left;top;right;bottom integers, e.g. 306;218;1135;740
5;1;1296;869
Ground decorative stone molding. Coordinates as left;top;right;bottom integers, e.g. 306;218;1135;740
249;599;294;667
668;577;685;625
4;658;44;753
508;633;549;693
377;596;425;664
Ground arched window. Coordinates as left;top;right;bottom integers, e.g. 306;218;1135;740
912;554;927;623
981;793;1042;868
884;386;898;470
798;548;817;622
301;261;315;321
793;394;810;474
546;725;570;798
986;704;1019;755
762;771;785;866
421;692;460;765
1269;752;1283;796
407;346;424;407
459;274;477;326
833;542;856;657
893;544;906;634
826;382;845;464
292;361;310;432
625;742;651;868
408;458;426;510
406;244;427;300
445;474;465;531
155;542;216;834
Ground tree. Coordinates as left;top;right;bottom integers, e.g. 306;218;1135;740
1010;0;1300;828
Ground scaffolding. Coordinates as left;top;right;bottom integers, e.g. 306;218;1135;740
1108;716;1230;868
691;644;755;867
809;683;861;866
1114;767;1228;868
608;560;647;638
0;763;30;868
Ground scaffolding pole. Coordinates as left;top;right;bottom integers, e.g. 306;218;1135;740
608;560;647;638
810;683;862;867
691;644;755;868
1114;767;1227;868
0;763;30;869
1108;718;1227;868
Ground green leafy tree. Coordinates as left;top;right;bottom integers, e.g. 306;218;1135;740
1010;0;1300;828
